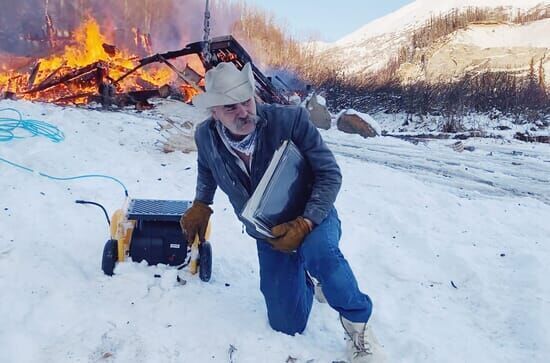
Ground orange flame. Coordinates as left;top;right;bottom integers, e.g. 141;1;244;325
0;17;179;104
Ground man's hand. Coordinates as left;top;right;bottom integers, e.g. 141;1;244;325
179;201;213;245
267;216;313;253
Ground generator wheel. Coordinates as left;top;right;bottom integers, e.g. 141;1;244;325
199;241;212;282
102;239;118;276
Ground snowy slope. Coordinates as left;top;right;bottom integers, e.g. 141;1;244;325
452;18;550;47
336;0;548;45
319;0;549;76
406;17;550;84
1;99;550;362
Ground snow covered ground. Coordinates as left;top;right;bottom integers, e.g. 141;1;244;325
1;99;549;362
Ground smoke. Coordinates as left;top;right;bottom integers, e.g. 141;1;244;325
0;0;242;55
267;68;308;93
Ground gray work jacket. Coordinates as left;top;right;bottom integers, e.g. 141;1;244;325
194;103;342;239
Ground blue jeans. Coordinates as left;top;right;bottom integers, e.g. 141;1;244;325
256;208;372;335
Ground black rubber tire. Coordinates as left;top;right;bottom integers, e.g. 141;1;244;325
199;241;212;282
101;239;118;276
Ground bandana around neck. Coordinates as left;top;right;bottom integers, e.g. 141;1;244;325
218;121;258;156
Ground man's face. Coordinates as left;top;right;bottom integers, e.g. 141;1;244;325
211;98;257;137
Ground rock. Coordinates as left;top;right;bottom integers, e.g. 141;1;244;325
288;94;301;105
306;93;331;130
336;109;380;138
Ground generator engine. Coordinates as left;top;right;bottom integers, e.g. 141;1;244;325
101;198;212;281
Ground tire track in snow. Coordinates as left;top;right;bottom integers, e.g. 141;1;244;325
326;139;550;205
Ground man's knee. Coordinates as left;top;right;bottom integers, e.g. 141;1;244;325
260;277;313;335
266;302;310;335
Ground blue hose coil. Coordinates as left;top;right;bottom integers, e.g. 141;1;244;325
0;107;65;143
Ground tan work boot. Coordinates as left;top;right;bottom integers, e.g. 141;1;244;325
340;316;386;363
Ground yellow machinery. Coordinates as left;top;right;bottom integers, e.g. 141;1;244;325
83;198;212;281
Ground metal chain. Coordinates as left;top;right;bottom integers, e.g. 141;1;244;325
203;0;212;65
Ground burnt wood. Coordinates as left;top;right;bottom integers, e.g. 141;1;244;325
25;61;106;94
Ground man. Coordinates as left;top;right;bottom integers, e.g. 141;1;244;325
180;62;384;362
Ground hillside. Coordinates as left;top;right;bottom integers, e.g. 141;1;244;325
336;0;546;45
317;0;549;79
399;18;550;84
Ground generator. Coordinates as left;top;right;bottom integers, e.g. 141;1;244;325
83;198;212;281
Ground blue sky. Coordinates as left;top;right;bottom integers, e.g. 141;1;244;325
245;0;414;42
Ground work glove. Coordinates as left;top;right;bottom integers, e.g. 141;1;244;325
180;200;213;245
267;216;313;253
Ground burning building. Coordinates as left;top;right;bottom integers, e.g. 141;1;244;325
0;0;287;107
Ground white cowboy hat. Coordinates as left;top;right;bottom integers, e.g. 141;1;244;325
192;62;255;109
